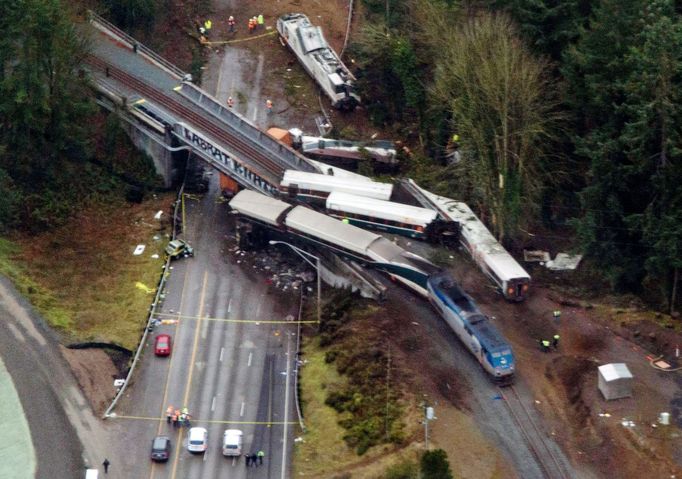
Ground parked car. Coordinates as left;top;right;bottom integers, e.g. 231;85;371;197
154;334;172;357
187;427;208;453
222;429;243;457
151;436;171;462
165;239;194;259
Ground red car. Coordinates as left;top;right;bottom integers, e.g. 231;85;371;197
154;334;172;357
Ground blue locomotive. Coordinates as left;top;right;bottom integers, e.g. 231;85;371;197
427;272;515;384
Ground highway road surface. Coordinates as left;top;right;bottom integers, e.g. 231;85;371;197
113;173;299;479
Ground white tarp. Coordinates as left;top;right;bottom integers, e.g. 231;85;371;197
546;253;583;271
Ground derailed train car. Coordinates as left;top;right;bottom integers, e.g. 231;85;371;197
277;13;360;110
229;190;515;384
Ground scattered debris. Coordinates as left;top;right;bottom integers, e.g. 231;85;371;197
229;245;317;296
154;210;163;220
523;250;551;262
133;244;146;255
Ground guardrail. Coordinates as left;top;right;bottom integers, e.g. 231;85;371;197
293;289;306;432
88;10;187;81
177;83;320;174
103;184;185;418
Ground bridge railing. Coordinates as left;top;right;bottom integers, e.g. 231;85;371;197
177;83;320;174
88;10;187;81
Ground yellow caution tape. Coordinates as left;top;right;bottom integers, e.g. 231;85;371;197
202;30;276;45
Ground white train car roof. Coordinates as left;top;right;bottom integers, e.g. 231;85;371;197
413;185;530;281
229;190;292;226
307;160;374;181
326;192;437;226
281;170;393;200
284;206;383;255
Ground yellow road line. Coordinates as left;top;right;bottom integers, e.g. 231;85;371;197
181;192;186;235
150;262;191;479
170;271;208;479
203;30;276;45
153;311;318;324
105;414;297;425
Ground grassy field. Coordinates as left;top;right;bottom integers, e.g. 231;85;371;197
0;193;176;350
293;337;353;477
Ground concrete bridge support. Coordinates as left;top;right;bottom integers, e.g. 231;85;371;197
121;119;177;188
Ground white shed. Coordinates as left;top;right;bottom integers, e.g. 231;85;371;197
598;363;633;400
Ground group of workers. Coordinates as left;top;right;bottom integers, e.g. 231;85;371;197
166;405;192;428
248;15;265;33
540;335;561;353
197;14;264;40
245;450;265;467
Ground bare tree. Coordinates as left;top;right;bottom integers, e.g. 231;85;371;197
429;11;563;241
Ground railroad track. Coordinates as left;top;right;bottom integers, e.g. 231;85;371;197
85;54;284;183
500;385;571;479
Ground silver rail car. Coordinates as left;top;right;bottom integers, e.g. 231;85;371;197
277;13;360;110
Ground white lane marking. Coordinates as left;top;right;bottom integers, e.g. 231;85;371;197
211;396;216;412
231;457;236;467
227;298;232;314
220;347;225;362
240;401;245;417
7;323;25;342
281;335;293;479
203;450;208;462
247;351;253;367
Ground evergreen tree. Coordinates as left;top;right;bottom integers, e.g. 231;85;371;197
0;0;94;229
420;449;454;479
567;0;682;306
491;0;593;60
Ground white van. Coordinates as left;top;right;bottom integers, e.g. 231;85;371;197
222;429;243;456
187;427;208;453
85;469;99;479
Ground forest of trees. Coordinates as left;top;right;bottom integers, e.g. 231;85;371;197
352;0;682;311
0;0;160;233
0;0;680;311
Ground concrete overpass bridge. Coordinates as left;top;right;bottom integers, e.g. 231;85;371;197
83;12;320;191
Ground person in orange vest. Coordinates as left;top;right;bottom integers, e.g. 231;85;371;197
227;96;234;108
248;17;255;33
172;409;179;427
266;99;273;114
166;405;173;423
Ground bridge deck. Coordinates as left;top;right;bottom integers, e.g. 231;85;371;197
83;14;318;190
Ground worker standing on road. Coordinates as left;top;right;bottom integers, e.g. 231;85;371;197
102;458;110;474
541;339;550;353
245;453;252;466
248;17;255;33
266;99;273;114
227;96;234;108
204;19;212;36
257;14;264;29
166;405;173;423
553;310;561;320
173;409;180;427
553;334;560;349
257;450;265;465
228;15;235;33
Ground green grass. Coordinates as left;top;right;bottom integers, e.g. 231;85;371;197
294;337;358;478
0;194;175;349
